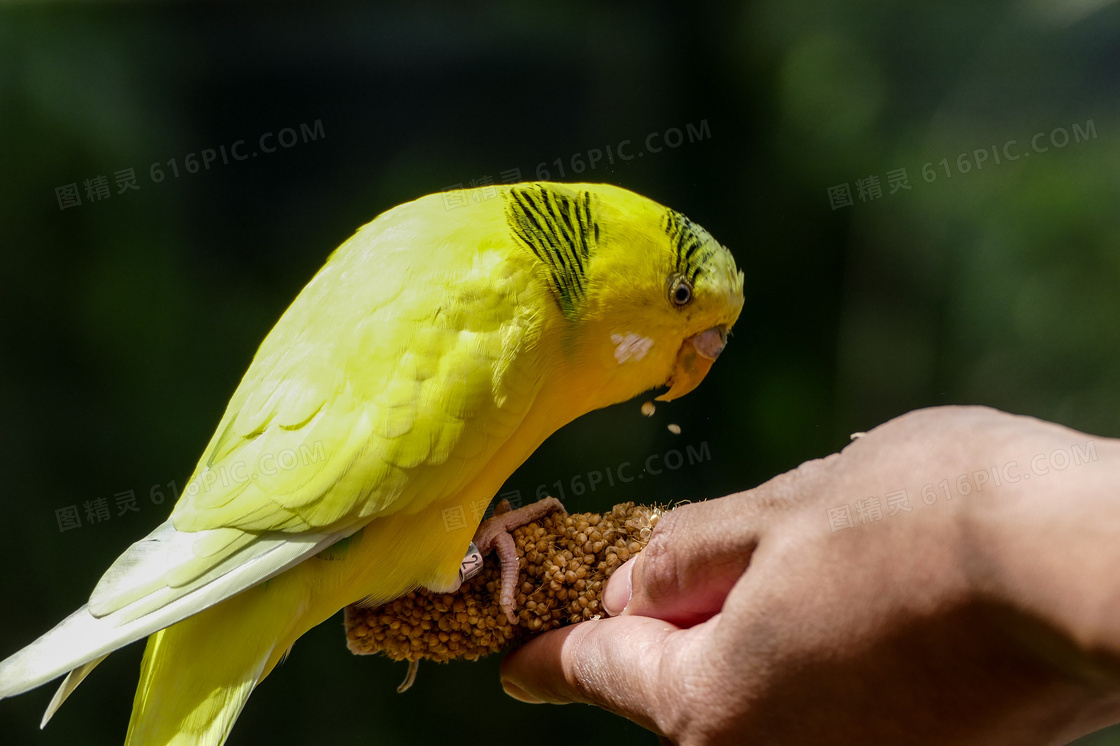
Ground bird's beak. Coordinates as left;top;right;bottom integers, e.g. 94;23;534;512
656;325;729;402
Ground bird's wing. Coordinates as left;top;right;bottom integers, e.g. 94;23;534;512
90;202;545;619
0;199;549;700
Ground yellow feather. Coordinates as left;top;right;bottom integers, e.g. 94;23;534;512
0;182;745;745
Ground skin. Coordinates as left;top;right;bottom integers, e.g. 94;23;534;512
500;406;1120;745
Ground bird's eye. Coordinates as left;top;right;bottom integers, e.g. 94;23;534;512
670;276;693;307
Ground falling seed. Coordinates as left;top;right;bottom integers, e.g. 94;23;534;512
850;432;866;440
667;423;681;435
641;401;656;417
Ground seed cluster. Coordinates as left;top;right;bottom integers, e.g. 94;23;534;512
345;502;662;663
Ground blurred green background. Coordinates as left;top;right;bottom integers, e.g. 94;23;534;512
1;1;1118;744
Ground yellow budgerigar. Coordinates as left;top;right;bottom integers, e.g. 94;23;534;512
0;182;744;744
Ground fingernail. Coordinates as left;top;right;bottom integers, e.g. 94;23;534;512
501;679;543;704
603;558;635;616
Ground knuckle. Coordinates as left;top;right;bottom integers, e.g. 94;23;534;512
638;507;689;602
746;454;838;513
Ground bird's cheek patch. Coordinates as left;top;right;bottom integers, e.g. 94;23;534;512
610;333;654;364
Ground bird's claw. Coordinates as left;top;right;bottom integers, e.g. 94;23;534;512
472;496;566;623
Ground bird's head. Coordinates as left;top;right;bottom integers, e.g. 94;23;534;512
505;182;745;408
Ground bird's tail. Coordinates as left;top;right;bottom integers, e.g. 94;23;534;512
123;579;303;746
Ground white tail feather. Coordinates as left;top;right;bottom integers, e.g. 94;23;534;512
40;655;106;728
90;521;314;624
0;528;344;705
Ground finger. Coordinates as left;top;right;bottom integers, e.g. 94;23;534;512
607;495;761;625
500;615;683;735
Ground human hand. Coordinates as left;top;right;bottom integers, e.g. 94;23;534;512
500;406;1120;744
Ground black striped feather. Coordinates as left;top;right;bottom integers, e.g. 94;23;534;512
506;185;598;317
664;209;715;285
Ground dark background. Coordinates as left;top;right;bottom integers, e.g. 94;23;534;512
1;2;1118;744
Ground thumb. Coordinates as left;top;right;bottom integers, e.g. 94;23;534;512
500;614;682;735
603;495;762;626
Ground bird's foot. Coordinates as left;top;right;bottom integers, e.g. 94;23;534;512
472;496;565;623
